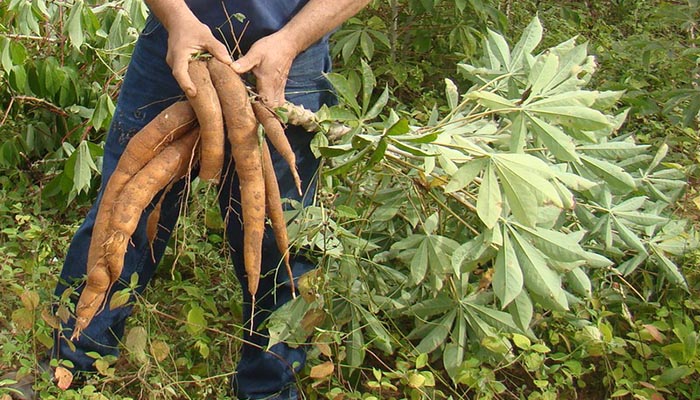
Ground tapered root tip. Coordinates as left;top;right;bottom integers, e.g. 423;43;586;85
70;324;84;341
249;294;256;335
293;171;302;196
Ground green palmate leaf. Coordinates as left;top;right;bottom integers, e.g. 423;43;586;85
91;93;116;131
510;229;568;311
507;291;534;332
647;142;669;174
510;113;528;152
467;91;517;110
267;296;309;349
552;179;575;209
509;17;542;71
445;157;487;193
494;153;555;179
66;0;85;49
651;246;688;289
340;31;360;64
443;317;467;380
390;140;435;157
325;72;361;113
386;118;410;136
493;231;523;307
361;59;375;111
548;43;591;93
615;252;646;276
614;211;668;226
445;78;460;110
347;314;365;368
452;233;496;275
580;155;636;191
527;105;611;131
463;301;523;335
324;146;371;175
527;115;578;162
365;84;389;120
408;293;455;319
70;140;98;196
566;267;592;298
612;216;647;254
359;306;393;353
526;90;598;108
578;142;649;160
519;225;588;263
610;196;646;212
486;28;511;69
528;52;559;96
318;143;354;157
496;166;537;226
553;169;597;191
415;309;456;354
477;162;501;228
410;238;429;285
360;31;374;59
493;154;562;208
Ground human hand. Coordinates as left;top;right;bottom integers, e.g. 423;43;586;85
165;16;232;97
232;32;300;107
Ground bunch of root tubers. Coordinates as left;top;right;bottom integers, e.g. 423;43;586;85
71;58;318;339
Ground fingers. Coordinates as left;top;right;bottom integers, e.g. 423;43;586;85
169;50;197;97
232;53;258;75
233;41;290;107
207;38;233;66
165;18;234;97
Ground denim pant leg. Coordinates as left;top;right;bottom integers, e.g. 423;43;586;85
52;19;185;371
222;45;336;400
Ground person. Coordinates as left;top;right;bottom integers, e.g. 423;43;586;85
3;1;369;399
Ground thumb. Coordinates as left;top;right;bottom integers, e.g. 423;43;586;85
232;54;257;74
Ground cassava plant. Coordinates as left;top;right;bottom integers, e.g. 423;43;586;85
265;17;696;394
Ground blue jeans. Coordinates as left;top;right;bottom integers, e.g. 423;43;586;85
52;16;335;400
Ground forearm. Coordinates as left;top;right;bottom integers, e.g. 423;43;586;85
279;0;372;55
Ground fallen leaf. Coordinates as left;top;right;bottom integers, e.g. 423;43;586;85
309;361;334;380
150;340;170;362
478;268;494;291
639;381;657;390
41;308;61;329
643;324;664;343
301;308;326;333
54;366;73;390
315;342;332;357
692;195;700;210
20;291;40;311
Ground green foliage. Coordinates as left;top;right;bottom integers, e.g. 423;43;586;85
0;0;147;204
334;0;506;108
267;16;699;398
1;1;700;399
